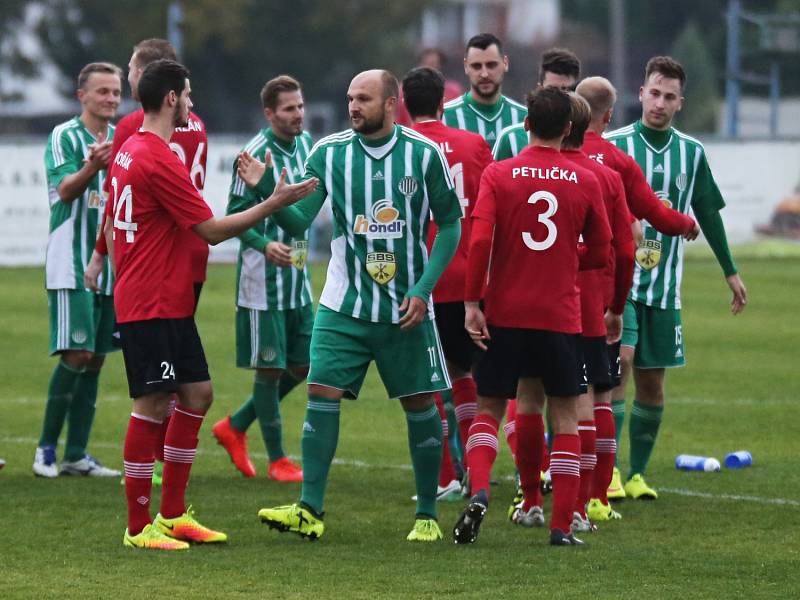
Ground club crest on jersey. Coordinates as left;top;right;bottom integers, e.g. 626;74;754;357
88;190;102;209
656;191;673;209
675;173;687;192
354;200;405;239
366;251;396;285
398;176;419;197
290;240;308;270
635;239;662;270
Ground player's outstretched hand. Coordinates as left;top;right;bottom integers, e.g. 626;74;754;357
83;250;104;292
727;273;747;315
604;310;623;344
399;295;426;330
266;241;292;267
267;168;319;210
684;221;700;241
237;150;272;188
464;301;490;351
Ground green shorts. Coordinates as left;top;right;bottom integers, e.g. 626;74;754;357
308;305;450;399
236;303;314;369
621;298;685;369
47;289;118;356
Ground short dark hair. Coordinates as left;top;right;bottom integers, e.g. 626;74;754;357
526;86;571;140
138;59;189;113
465;33;503;56
260;75;301;110
538;47;581;84
77;62;122;90
133;38;178;68
381;70;399;101
644;56;686;90
402;67;445;119
562;93;591;149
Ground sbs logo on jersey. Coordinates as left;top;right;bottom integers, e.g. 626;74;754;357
290;240;308;270
354;200;405;240
365;251;396;285
635;239;662;270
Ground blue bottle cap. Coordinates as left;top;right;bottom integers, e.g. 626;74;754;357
724;450;752;469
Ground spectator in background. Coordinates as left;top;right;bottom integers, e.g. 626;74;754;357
396;47;464;126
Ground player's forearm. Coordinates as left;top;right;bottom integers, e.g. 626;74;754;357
611;239;635;315
195;198;284;245
408;219;461;302
642;201;696;236
695;207;737;277
465;217;493;302
57;163;101;203
270;205;314;237
95;211;109;256
226;194;269;250
103;217;114;275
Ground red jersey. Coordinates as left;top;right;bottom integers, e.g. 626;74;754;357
108;131;213;323
99;109;210;282
582;131;695;235
413;120;493;303
563;149;634;337
467;146;612;333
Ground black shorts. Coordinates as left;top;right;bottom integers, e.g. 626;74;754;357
595;340;622;392
581;335;614;388
434;302;480;372
118;317;210;399
474;326;586;398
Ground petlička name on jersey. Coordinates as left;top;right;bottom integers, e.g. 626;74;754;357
511;165;578;183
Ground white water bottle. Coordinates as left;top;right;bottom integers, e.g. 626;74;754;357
675;454;721;472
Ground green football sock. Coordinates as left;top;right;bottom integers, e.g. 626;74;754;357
252;372;284;461
278;371;303;400
64;368;100;462
405;403;443;520
628;400;663;479
612;398;626;467
299;395;341;515
39;360;82;447
229;398;257;433
442;391;462;466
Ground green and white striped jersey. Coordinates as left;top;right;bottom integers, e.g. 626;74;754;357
297;125;461;324
606;120;725;309
44;116;114;295
442;92;526;146
228;128;314;311
492;122;528;160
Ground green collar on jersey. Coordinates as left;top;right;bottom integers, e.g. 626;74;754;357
464;92;504;117
635;120;673;152
357;125;397;148
264;128;297;156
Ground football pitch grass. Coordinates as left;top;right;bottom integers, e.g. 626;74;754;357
1;254;798;599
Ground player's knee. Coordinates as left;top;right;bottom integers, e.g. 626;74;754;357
476;396;506;422
255;368;283;383
288;365;309;381
62;350;94;369
400;392;434;412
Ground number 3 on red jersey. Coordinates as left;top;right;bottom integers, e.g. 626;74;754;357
522;190;558;251
111;176;137;243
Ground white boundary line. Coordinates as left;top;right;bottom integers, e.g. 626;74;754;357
3;435;797;507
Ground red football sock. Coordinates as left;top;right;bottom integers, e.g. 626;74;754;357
576;420;597;517
452;377;477;467
514;412;544;510
154;395;177;462
503;399;517;459
465;414;499;498
160;403;206;519
434;393;457;487
123;413;162;535
592;402;616;503
549;434;581;533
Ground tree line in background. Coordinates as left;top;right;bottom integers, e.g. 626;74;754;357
0;0;798;133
